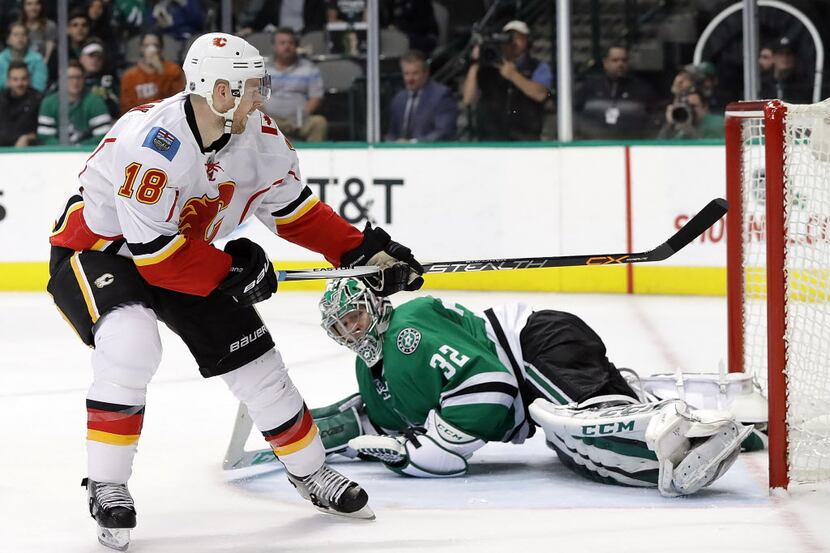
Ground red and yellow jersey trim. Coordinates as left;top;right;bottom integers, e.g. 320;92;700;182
128;235;232;296
50;196;123;252
131;235;187;267
271;186;363;266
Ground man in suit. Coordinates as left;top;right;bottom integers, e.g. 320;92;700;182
386;49;457;142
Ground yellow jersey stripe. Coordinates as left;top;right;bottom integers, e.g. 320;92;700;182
133;235;187;267
274;197;319;226
50;201;84;237
87;429;140;446
70;253;99;323
272;424;319;456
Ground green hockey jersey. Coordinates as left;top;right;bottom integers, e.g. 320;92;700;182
356;297;533;443
37;90;112;145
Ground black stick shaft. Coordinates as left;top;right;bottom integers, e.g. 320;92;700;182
278;198;728;281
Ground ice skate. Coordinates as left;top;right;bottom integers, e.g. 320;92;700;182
82;478;136;551
287;464;375;520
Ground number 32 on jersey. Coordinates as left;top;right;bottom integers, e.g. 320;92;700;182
118;162;168;205
430;345;470;379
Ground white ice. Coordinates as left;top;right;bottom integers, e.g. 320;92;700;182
2;290;829;553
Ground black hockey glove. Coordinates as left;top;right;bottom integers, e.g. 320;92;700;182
340;223;424;297
218;238;278;306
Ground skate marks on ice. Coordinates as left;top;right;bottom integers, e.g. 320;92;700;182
227;433;770;510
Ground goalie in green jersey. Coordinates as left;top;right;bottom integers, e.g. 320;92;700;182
313;278;758;496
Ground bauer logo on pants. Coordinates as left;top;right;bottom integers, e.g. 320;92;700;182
396;328;421;354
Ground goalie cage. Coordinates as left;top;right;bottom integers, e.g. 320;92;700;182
726;99;830;490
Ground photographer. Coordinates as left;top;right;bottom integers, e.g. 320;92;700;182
462;20;552;141
657;88;723;140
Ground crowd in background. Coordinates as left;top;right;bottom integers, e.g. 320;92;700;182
0;0;824;147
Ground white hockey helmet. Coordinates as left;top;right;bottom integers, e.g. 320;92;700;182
319;278;393;366
182;32;271;132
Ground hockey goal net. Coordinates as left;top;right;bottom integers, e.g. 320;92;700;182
726;99;830;489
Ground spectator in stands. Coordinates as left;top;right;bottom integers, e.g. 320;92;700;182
86;0;116;54
0;61;42;147
112;0;146;35
263;27;327;142
760;36;812;104
462;20;552;141
120;31;185;114
18;0;56;66
0;22;47;92
37;59;112;145
147;0;205;40
669;65;702;99
692;62;724;112
79;40;119;117
67;9;92;58
327;0;367;23
386;49;456;142
759;44;775;99
380;0;439;54
657;88;723;140
235;0;327;35
574;44;655;139
759;44;774;74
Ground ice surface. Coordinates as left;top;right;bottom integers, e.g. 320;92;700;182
2;290;829;553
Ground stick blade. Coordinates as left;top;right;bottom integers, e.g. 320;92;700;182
653;198;728;260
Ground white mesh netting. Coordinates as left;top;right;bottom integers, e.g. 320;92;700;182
739;101;830;483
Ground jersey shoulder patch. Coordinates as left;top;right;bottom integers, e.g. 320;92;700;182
396;327;422;355
142;126;181;161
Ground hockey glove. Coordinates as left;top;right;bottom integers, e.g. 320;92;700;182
218;238;278;306
340;223;424;297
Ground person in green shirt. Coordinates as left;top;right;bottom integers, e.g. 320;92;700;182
658;88;724;140
306;278;755;496
37;59;112;145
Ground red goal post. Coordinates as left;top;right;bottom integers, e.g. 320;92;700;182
725;99;830;490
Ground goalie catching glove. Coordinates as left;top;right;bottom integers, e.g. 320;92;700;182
348;410;484;477
340;223;424;297
218;238;278;306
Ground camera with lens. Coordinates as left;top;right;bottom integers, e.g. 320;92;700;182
670;101;694;125
472;31;511;67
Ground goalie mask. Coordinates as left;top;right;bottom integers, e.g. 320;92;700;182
183;33;271;133
319;278;393;366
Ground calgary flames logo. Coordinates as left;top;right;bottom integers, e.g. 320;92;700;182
212;37;228;47
179;181;236;242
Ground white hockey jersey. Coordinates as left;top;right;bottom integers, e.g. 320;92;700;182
51;93;362;296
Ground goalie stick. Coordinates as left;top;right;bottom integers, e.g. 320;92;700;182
276;198;728;282
223;403;351;471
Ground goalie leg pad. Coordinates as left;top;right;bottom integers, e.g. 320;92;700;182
310;394;373;456
529;397;662;488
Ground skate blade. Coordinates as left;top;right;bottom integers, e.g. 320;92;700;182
316;503;376;520
97;527;130;551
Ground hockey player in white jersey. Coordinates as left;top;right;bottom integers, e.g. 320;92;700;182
303;279;757;497
47;33;423;550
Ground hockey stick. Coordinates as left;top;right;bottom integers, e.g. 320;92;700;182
276;198;728;282
223;402;352;471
